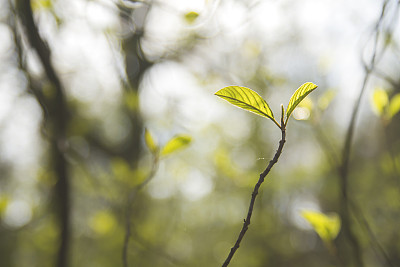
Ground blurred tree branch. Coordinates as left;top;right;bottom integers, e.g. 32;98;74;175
15;1;70;267
117;4;155;266
338;1;398;266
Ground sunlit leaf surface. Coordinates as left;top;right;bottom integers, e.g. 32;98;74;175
215;86;275;123
286;82;318;123
301;210;341;243
161;135;192;157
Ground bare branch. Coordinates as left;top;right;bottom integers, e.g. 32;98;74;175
222;128;286;267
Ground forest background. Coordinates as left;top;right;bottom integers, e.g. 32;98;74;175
1;0;400;266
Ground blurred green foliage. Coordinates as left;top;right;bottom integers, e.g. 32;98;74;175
1;1;400;267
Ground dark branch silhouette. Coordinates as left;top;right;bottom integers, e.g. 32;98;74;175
16;1;70;267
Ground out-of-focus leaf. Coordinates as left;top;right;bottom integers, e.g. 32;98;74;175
111;158;131;181
89;210;116;235
301;210;341;243
32;0;53;10
32;216;58;252
215;86;278;126
131;169;148;186
161;135;192;157
145;128;158;154
318;89;336;111
124;91;139;111
214;148;237;178
286;82;318;123
372;88;389;116
184;11;199;24
0;196;8;216
388;93;400;119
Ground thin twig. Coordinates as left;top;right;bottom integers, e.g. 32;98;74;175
222;128;286;267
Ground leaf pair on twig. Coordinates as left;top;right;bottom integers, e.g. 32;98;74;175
215;82;318;129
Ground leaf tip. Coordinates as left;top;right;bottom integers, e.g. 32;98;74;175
286;82;319;123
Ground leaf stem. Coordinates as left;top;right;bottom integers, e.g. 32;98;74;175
221;128;286;267
272;118;282;129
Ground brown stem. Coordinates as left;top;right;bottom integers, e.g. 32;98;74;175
222;128;286;267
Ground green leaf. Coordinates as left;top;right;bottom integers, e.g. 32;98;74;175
184;11;199;24
301;210;341;243
161;135;192;157
286;82;318;124
372;88;389;116
215;86;279;127
144;128;158;154
388;93;400;119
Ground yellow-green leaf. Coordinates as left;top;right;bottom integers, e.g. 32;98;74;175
301;210;341;243
161;135;192;157
215;86;279;127
388;93;400;119
286;82;318;124
184;11;199;24
145;128;158;154
372;88;389;116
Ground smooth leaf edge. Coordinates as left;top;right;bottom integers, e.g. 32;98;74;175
215;86;280;128
285;82;318;124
